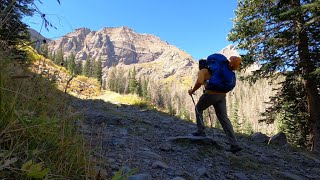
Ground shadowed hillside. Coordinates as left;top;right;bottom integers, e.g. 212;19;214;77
72;90;320;180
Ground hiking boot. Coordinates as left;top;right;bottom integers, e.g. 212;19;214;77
227;145;242;154
191;131;206;137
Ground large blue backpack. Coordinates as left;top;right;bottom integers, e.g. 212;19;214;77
205;53;236;93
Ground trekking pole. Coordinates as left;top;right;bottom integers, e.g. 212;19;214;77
190;94;204;127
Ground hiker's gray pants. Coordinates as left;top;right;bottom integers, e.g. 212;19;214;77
195;93;238;146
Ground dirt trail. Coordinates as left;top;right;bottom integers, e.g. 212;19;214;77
72;95;320;180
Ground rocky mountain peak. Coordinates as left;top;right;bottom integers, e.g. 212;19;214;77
219;44;240;59
47;26;197;75
100;26;134;36
67;27;92;37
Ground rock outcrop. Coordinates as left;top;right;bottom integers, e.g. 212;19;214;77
47;26;194;68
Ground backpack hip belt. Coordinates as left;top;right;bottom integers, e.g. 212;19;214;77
204;90;226;94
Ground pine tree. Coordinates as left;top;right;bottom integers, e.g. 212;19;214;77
55;48;64;66
128;67;139;94
48;50;53;60
117;67;126;93
39;43;49;58
67;53;76;75
229;0;320;150
75;60;83;75
141;77;149;99
51;52;56;62
0;0;34;60
266;73;310;147
1;0;60;61
83;55;92;77
93;57;103;85
231;97;240;132
137;77;142;96
108;66;117;92
124;71;130;94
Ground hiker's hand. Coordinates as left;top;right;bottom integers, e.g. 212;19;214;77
188;89;194;96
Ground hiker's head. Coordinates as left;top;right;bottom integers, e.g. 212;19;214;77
229;56;241;70
199;59;207;70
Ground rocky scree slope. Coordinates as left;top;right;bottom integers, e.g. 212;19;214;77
72;94;320;180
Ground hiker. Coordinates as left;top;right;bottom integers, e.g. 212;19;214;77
188;53;242;153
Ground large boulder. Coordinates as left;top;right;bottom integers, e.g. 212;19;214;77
251;132;269;143
268;132;288;146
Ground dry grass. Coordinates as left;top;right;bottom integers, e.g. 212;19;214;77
0;50;94;178
97;90;148;107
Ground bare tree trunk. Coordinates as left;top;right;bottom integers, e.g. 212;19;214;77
293;0;320;151
305;79;320;151
64;75;74;94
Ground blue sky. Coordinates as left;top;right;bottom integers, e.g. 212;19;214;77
24;1;238;60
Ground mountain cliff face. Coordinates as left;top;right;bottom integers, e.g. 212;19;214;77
47;27;194;67
47;26;197;87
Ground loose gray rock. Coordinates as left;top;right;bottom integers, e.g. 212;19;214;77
75;91;320;180
159;142;173;151
234;172;248;180
170;177;186;180
257;155;271;164
139;151;163;160
119;128;128;136
276;171;304;180
108;158;116;163
168;136;222;149
128;173;152;180
268;132;288;146
196;167;208;177
139;147;151;151
174;170;194;179
111;138;127;147
310;167;320;174
138;127;148;133
152;160;169;169
251;132;269;143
